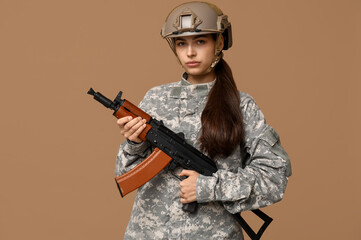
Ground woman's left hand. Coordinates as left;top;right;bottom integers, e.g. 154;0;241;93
179;170;200;203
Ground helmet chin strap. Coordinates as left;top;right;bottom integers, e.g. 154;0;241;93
206;51;223;73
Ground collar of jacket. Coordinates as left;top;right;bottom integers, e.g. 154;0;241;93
170;73;216;99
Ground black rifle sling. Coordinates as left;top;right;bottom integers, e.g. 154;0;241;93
232;209;273;240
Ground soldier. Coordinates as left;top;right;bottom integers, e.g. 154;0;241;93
116;1;291;239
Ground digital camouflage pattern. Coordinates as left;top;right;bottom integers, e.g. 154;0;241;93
115;76;291;239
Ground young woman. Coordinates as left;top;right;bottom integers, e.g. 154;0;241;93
115;2;291;239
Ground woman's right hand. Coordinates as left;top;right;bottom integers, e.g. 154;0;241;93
117;116;147;143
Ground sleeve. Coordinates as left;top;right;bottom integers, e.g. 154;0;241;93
196;95;292;214
114;90;154;177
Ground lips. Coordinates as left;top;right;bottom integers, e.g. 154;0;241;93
186;61;200;67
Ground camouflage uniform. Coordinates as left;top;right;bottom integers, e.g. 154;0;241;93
116;76;291;239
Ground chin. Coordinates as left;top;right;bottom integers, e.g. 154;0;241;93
185;68;207;76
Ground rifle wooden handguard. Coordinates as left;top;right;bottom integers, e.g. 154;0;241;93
115;147;172;197
114;100;152;141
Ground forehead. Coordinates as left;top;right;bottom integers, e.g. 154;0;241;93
174;34;214;41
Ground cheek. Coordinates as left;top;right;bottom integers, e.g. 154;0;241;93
175;47;180;55
176;51;187;64
208;44;216;55
201;43;215;56
175;48;182;58
204;48;215;63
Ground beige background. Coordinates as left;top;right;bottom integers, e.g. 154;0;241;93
1;0;360;239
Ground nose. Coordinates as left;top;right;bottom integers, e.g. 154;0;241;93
186;44;196;57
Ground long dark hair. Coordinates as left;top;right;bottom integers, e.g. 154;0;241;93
199;58;244;160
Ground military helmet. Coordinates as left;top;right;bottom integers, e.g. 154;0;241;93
161;1;232;51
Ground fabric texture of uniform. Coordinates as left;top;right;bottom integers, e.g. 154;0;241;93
115;75;291;239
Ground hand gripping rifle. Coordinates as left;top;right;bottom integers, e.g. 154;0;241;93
87;88;273;240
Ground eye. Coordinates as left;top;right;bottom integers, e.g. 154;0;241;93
176;41;185;47
196;39;206;44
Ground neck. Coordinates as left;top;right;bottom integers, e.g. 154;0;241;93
187;70;216;84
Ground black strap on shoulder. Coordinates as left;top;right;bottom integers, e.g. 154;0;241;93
233;209;273;240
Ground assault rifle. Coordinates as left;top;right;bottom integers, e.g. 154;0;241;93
87;88;273;240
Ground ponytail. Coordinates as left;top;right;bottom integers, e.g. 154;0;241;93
199;58;244;160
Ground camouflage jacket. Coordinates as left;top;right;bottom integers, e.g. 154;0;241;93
115;77;291;239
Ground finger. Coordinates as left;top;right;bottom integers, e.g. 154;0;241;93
123;118;143;137
179;169;196;177
117;116;133;127
180;197;193;204
125;119;146;138
123;117;142;131
128;118;145;132
181;193;196;203
128;122;147;142
179;191;187;202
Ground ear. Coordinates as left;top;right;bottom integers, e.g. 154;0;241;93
214;34;224;54
219;34;224;51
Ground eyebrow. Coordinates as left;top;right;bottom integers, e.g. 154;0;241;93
175;35;207;41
